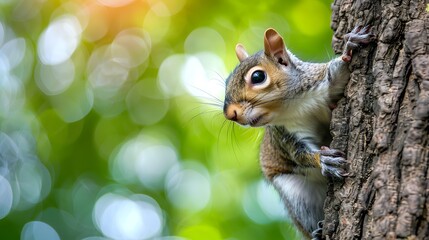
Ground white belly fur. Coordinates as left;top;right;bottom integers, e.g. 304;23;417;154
272;169;327;233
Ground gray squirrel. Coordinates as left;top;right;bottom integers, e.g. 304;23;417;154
223;26;374;239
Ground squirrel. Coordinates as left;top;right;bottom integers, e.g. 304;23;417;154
223;26;374;239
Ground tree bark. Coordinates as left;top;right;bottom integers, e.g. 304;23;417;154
324;0;429;239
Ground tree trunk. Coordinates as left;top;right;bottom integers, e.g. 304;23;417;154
324;0;429;239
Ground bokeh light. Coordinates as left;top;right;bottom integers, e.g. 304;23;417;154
0;0;333;239
21;221;60;240
184;27;226;56
126;81;170;125
112;28;151;68
165;161;211;212
35;59;76;95
0;37;26;71
135;144;178;189
93;193;163;239
143;3;171;43
38;14;82;65
243;180;286;224
110;133;179;189
49;80;94;122
0;175;13;219
0;128;52;214
181;52;226;100
15;160;51;210
158;54;188;97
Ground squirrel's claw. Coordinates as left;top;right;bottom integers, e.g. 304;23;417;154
319;146;348;179
311;221;324;240
342;25;375;62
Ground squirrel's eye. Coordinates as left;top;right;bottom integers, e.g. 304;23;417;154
250;70;266;85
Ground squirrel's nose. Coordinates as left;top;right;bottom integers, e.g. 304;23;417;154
224;103;242;122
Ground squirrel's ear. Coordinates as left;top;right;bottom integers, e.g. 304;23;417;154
235;44;248;62
264;28;288;66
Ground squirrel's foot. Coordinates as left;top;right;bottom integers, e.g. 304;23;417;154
319;146;348;179
342;25;375;62
311;221;324;240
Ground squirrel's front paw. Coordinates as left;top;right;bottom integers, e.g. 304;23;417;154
318;146;348;179
342;25;375;62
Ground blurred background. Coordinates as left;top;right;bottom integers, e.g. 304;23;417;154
0;0;333;239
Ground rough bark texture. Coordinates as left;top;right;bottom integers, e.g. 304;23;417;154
324;0;429;239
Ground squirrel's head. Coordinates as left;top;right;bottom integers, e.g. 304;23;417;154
223;28;295;127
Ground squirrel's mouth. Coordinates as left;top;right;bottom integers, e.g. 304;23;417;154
248;115;265;127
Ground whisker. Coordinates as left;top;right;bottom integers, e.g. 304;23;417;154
217;118;229;153
255;128;264;142
248;91;272;105
251;96;284;107
211;71;227;87
190;101;222;111
188;109;222;123
251;94;312;108
198;101;223;108
191;93;223;106
232;123;245;164
228;122;240;163
192;87;224;104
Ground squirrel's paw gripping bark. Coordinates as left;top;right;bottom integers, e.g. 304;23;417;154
318;146;348;179
342;25;375;62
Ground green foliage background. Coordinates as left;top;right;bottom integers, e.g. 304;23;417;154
0;0;333;239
